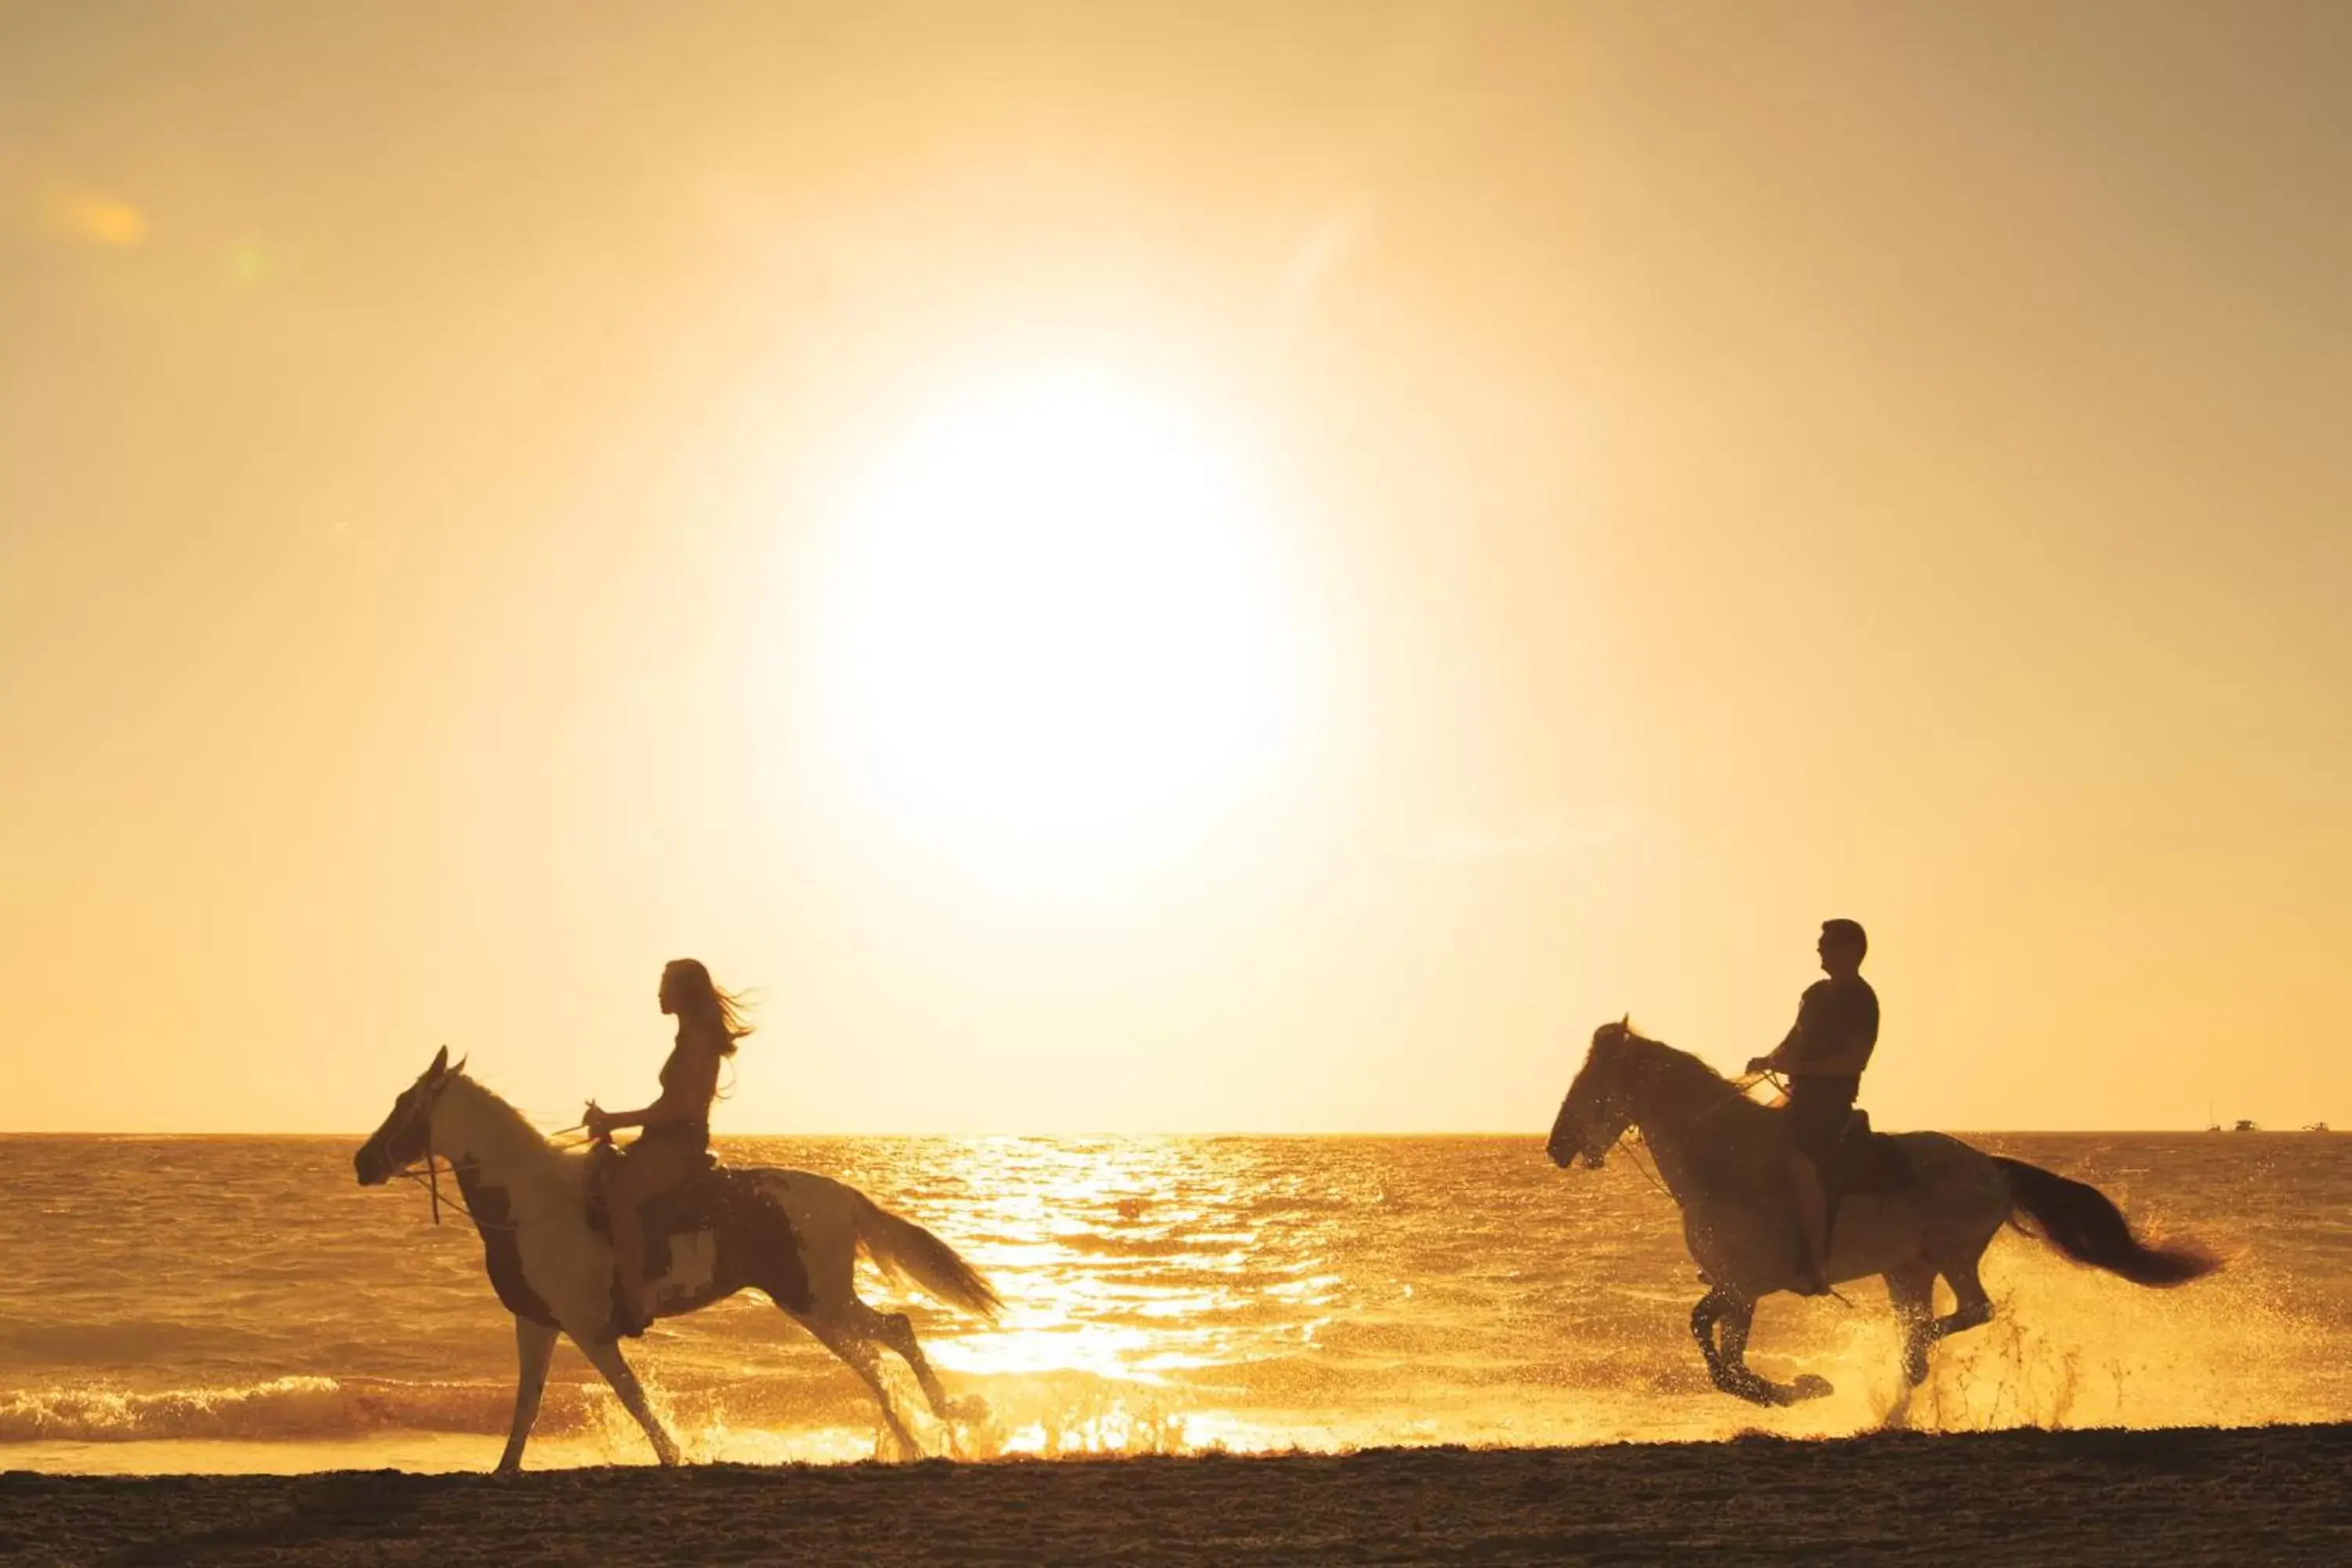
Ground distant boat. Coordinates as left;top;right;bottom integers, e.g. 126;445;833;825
2303;1122;2331;1134
2232;1119;2259;1133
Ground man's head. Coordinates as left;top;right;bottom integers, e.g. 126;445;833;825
1817;918;1867;977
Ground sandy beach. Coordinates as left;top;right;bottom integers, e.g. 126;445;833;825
5;1424;2347;1566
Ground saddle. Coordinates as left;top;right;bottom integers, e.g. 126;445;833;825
583;1145;731;1280
577;1147;815;1338
1818;1109;1913;1198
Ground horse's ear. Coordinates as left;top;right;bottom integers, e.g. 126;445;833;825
451;1054;467;1078
427;1045;449;1080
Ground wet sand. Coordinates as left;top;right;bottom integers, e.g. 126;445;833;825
5;1425;2348;1565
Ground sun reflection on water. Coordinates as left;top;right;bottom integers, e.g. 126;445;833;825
2;1132;2342;1469
656;1132;2352;1461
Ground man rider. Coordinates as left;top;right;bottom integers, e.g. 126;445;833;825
1747;919;1878;1296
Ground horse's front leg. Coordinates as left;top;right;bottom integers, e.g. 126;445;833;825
1689;1286;1735;1388
575;1334;681;1466
1695;1287;1834;1406
497;1316;559;1474
1692;1288;1774;1405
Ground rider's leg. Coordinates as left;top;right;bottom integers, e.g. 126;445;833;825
608;1140;688;1330
607;1152;651;1329
1788;1152;1831;1294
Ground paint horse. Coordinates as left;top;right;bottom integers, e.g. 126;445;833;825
355;1047;1001;1470
1548;1022;2217;1407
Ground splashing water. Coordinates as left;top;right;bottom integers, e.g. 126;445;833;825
1;1131;2342;1472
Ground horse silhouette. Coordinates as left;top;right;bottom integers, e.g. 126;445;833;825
1549;1021;2216;1406
355;1047;1000;1468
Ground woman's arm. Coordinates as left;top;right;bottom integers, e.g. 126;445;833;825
587;1098;693;1134
587;1044;720;1135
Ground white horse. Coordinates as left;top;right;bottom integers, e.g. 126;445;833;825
1548;1022;2218;1406
354;1047;1001;1471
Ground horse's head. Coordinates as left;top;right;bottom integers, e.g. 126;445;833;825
1547;1018;1642;1170
353;1046;465;1185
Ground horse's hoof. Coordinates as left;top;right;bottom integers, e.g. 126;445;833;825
1788;1374;1835;1402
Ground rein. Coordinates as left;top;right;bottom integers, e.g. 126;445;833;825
1612;1066;1788;1202
1617;1131;1675;1203
396;1155;485;1228
392;1122;595;1232
1693;1069;1783;1129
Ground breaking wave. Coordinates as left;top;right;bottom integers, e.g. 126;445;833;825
0;1377;580;1445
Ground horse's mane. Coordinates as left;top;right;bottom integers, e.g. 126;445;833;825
1617;1025;1748;1110
441;1073;560;1161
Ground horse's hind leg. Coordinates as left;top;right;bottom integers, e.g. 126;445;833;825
1929;1250;1994;1343
804;1293;975;1428
801;1308;924;1459
574;1335;681;1467
496;1316;559;1474
1886;1260;1936;1386
871;1307;981;1423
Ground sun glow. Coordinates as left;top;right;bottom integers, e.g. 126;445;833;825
810;367;1308;877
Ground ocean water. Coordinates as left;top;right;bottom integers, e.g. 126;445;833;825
2;1132;2346;1474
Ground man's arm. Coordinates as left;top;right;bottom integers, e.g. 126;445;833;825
1773;989;1872;1076
1751;988;1871;1076
1748;1011;1812;1075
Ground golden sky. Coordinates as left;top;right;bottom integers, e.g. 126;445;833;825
4;2;2347;1134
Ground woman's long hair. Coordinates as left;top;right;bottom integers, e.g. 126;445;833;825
665;958;753;1058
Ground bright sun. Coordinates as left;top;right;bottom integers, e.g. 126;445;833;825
811;368;1305;876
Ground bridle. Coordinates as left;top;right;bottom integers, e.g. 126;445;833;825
373;1065;460;1225
399;1149;455;1226
1581;1037;1787;1199
379;1073;591;1232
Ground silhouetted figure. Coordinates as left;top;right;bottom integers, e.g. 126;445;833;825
1748;919;1878;1296
1548;1019;2216;1408
354;1046;998;1469
587;958;749;1335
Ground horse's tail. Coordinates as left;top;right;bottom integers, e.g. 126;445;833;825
849;1191;1004;1322
1993;1156;2219;1287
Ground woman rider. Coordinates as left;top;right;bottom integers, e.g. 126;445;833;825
584;958;750;1335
